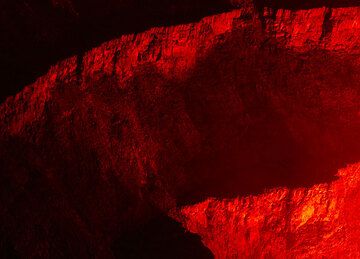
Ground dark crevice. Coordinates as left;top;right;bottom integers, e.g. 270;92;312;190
112;50;120;77
320;6;334;41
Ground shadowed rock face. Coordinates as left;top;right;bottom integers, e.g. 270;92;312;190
1;2;360;258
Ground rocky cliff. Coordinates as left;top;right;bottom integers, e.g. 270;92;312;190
0;0;233;102
173;163;360;257
1;2;360;258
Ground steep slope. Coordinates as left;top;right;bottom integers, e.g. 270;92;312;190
173;163;360;257
1;0;359;102
1;4;360;257
0;0;233;102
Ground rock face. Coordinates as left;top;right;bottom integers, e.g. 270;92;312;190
2;0;358;102
1;3;360;258
173;163;360;258
0;0;233;102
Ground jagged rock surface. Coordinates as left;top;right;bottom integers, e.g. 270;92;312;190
173;163;360;257
1;4;360;258
0;0;233;102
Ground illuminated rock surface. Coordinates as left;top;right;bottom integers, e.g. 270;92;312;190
1;3;360;258
173;163;360;257
0;0;233;102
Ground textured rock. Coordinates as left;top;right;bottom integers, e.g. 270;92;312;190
172;163;360;257
1;4;360;257
2;0;359;102
0;0;233;102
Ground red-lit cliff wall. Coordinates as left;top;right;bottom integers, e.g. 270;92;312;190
0;0;233;101
1;4;360;257
173;163;360;257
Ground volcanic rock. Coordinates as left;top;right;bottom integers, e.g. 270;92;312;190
1;3;360;258
173;163;360;257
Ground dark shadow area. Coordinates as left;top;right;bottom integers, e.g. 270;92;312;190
97;17;360;206
112;214;213;259
0;233;20;259
147;29;360;205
